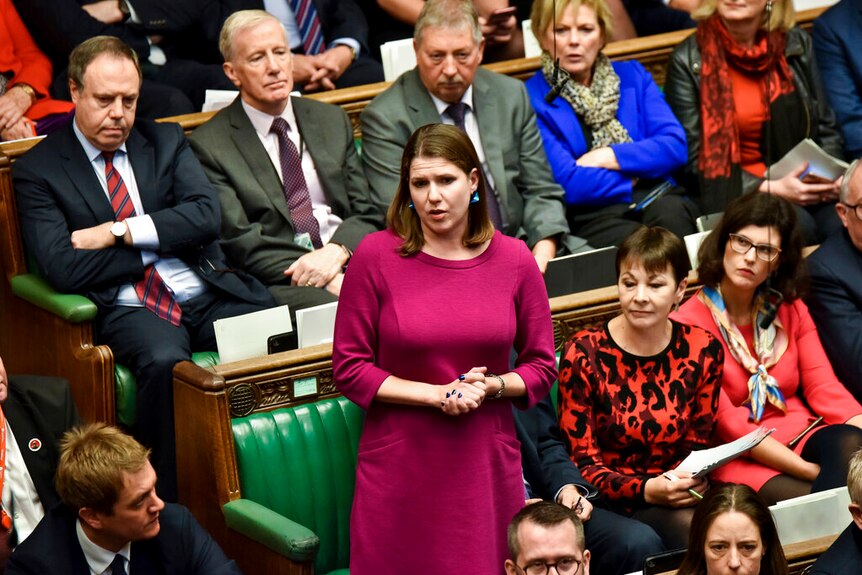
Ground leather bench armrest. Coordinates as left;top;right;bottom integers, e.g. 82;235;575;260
10;274;97;322
222;498;319;562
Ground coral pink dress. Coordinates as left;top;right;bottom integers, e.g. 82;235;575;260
333;230;557;574
674;295;862;490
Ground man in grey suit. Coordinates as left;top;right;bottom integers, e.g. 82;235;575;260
190;10;381;312
361;0;588;272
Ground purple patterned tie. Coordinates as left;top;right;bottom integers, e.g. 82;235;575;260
288;0;324;55
445;102;505;231
270;117;323;249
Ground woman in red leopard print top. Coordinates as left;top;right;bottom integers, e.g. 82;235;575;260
558;227;724;550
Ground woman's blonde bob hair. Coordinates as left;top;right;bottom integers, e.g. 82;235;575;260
387;124;495;257
692;0;796;32
530;0;614;51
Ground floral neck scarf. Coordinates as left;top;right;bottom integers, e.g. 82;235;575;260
699;285;788;422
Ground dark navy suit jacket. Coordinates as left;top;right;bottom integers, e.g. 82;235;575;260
809;523;862;575
6;503;243;575
814;0;862;159
12;120;273;312
806;230;862;402
514;393;596;501
4;375;80;514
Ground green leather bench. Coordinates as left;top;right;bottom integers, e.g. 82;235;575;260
11;272;220;426
229;395;362;575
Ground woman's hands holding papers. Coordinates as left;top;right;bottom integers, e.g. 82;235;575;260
643;471;708;508
759;162;840;205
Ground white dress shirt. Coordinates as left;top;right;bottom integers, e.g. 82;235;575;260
262;0;360;56
1;422;44;544
242;97;343;244
76;519;131;575
429;86;498;193
73;122;208;306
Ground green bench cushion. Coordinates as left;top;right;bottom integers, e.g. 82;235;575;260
115;351;220;427
231;396;363;573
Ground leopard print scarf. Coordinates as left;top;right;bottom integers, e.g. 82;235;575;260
541;52;632;149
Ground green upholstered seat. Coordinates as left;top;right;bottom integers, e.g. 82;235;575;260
114;351;220;427
231;396;363;574
10;271;221;426
551;351;561;413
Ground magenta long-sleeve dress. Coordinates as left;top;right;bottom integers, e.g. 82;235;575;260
332;230;557;574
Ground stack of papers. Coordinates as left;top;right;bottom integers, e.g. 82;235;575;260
767;138;848;181
674;427;775;478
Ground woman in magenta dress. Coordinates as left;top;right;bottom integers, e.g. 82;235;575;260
332;124;558;573
674;191;862;504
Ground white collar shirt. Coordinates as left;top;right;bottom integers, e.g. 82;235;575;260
242;97;342;245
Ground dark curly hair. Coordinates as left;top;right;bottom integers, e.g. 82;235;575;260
696;193;806;300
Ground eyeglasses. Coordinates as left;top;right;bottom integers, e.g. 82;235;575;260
516;557;582;575
728;233;781;262
841;202;862;220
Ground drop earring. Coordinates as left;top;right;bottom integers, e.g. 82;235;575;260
469;190;479;204
408;201;415;210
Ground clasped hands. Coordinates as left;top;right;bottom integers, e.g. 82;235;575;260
478;13;516;45
0;87;35;142
293;46;354;92
643;470;708;508
439;366;493;416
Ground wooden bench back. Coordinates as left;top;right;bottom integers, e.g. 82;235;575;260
158;7;822;138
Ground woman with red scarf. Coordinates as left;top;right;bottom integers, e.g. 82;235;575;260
665;0;843;246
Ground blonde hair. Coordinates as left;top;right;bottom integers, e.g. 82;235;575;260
219;9;287;61
530;0;614;49
55;423;151;515
692;0;796;32
848;448;862;505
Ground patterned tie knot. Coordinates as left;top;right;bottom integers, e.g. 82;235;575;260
271;117;290;138
102;150;116;164
445;102;468;130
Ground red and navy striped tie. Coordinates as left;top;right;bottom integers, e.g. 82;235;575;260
103;151;182;326
288;0;324;55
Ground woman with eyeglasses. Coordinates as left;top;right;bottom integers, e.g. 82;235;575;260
674;192;862;505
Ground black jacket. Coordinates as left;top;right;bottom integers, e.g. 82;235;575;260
665;26;843;214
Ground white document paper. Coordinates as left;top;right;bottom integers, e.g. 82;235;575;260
202;90;239;112
296;301;338;349
770;486;852;545
674;426;774;478
381;38;416;82
767;138;848;181
214;305;293;364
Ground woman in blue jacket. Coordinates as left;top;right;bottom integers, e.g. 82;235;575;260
526;0;698;247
